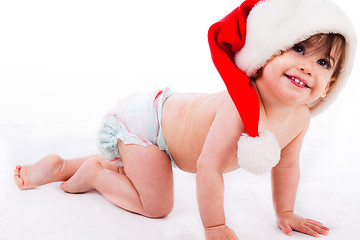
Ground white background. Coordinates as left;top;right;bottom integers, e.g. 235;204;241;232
0;0;359;239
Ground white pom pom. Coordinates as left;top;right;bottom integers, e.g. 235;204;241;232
237;130;281;175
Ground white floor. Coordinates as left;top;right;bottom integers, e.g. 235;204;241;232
1;0;359;239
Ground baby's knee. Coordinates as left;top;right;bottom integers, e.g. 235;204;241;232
84;157;104;168
45;153;63;163
143;198;174;219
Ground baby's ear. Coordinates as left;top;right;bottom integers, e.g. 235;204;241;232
321;78;336;98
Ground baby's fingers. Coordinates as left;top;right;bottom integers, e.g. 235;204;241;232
306;218;329;229
295;224;321;238
305;221;329;236
305;218;323;225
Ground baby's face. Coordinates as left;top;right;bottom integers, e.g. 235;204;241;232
256;44;336;107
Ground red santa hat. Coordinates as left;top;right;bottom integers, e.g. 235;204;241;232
208;0;356;174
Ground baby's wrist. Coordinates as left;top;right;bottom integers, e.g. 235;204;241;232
276;209;294;217
204;224;236;239
205;224;227;231
204;224;239;240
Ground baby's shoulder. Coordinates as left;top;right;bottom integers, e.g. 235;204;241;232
212;91;244;133
214;91;241;117
279;105;311;148
288;105;311;136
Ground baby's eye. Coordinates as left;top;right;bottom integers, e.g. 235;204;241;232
317;59;330;69
292;44;305;55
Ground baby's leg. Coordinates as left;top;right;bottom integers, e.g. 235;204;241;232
61;141;174;218
14;154;110;190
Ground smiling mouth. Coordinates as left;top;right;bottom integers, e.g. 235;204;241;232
285;74;310;88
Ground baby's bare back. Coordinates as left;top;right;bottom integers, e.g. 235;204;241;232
162;91;231;172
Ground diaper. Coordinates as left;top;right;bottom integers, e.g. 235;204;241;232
97;88;174;167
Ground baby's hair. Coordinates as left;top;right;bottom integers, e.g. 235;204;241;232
298;33;346;80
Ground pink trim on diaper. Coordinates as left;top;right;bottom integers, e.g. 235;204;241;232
105;113;152;146
110;157;121;162
154;90;163;137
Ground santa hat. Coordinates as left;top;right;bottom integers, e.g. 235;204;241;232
208;0;357;174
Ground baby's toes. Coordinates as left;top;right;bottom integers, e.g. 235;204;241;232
14;166;27;189
60;181;77;193
14;174;25;189
14;165;20;174
60;182;67;191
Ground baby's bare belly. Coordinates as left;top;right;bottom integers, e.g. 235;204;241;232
162;92;222;173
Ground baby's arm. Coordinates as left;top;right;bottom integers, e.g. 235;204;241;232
196;104;242;239
271;118;329;237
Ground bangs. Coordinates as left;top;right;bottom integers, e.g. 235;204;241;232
299;33;346;78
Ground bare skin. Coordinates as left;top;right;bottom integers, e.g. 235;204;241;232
14;154;112;190
15;140;174;218
162;91;241;173
14;154;67;190
59;158;103;193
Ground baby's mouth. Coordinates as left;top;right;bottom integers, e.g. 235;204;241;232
285;74;310;88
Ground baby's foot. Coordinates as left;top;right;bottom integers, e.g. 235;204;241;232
14;154;64;190
60;158;103;193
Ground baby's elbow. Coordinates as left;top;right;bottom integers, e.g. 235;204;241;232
196;158;209;174
196;155;223;176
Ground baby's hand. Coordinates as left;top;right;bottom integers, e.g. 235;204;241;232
276;211;329;237
205;225;239;240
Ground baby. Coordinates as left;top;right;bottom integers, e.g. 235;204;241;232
14;0;356;239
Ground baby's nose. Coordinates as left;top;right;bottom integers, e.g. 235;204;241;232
298;59;314;76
